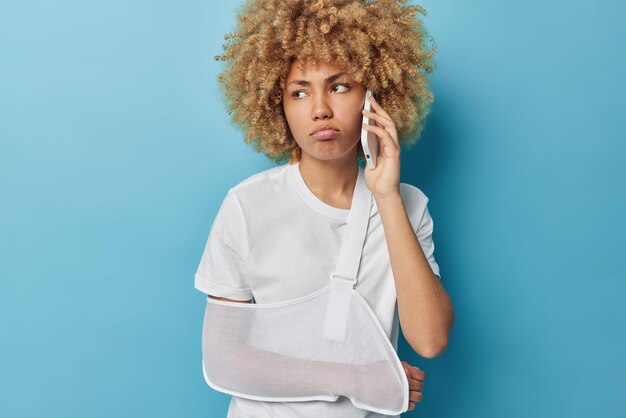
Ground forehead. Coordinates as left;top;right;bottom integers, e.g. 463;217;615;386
286;59;348;80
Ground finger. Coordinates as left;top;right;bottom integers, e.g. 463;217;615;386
361;109;396;130
362;110;398;142
409;390;424;403
401;361;426;381
405;365;425;382
409;379;425;392
401;361;409;375
408;401;415;411
368;95;392;120
410;366;426;382
362;107;392;126
361;123;399;156
363;110;399;147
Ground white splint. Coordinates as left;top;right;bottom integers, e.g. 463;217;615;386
201;168;409;416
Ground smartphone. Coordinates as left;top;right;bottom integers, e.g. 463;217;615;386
361;89;378;169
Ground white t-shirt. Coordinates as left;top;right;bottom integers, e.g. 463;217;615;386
195;161;441;418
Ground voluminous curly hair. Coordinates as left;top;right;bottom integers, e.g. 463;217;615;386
214;0;437;165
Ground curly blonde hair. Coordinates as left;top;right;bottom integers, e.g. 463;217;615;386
214;0;437;164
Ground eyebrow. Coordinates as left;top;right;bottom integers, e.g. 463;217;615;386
287;72;348;87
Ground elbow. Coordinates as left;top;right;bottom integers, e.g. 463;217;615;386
407;304;455;359
410;336;449;359
419;340;448;359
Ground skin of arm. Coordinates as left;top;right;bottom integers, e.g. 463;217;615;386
362;95;454;359
375;193;454;358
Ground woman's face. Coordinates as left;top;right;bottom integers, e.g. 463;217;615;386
282;59;366;162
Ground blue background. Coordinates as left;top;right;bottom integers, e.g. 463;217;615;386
1;1;624;417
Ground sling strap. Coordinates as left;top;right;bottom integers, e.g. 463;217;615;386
322;164;373;341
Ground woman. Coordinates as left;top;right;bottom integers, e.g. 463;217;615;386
195;0;454;416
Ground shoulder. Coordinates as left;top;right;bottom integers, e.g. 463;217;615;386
229;164;288;191
227;164;289;195
225;164;292;209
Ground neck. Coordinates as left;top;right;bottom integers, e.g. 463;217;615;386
297;153;359;209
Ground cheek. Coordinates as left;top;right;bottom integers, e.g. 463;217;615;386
342;98;365;122
283;101;300;119
282;105;308;141
282;105;298;130
340;108;364;131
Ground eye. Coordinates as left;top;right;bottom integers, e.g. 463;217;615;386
331;83;349;93
291;90;306;99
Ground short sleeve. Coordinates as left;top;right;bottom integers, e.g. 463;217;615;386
401;183;441;280
194;191;254;300
415;203;441;279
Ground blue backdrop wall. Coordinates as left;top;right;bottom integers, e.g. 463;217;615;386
1;1;624;417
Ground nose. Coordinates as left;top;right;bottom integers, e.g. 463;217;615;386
311;94;333;120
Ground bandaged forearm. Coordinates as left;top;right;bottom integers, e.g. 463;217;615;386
201;289;408;413
204;339;360;397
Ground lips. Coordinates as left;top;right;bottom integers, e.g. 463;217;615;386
310;125;340;140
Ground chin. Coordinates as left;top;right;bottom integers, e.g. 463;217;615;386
307;147;359;162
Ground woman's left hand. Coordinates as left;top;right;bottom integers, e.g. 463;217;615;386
361;94;401;201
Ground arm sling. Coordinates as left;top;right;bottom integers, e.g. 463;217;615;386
201;169;410;416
